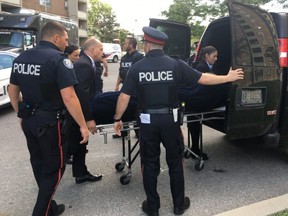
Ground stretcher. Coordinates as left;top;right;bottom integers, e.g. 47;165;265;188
97;121;139;185
183;107;226;171
96;107;226;185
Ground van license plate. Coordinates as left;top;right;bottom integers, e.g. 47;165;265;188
241;89;262;105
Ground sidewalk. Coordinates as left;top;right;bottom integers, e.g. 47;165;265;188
214;194;288;216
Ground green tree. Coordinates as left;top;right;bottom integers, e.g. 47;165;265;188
162;0;287;40
117;28;133;47
88;0;120;42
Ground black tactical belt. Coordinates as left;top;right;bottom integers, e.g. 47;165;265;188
31;109;60;119
141;107;172;114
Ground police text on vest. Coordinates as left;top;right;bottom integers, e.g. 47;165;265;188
139;71;173;82
13;63;41;76
121;62;132;68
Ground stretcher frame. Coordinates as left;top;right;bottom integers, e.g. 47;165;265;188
97;121;139;185
97;107;225;185
183;107;225;171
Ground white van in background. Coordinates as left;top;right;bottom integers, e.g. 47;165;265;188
102;43;122;63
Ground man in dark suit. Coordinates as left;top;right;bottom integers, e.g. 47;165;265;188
68;37;104;184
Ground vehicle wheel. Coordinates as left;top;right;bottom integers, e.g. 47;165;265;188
195;160;204;171
115;162;125;172
112;56;118;63
183;150;190;159
120;174;131;185
263;132;280;148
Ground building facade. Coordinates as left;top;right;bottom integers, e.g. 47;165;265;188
0;0;88;45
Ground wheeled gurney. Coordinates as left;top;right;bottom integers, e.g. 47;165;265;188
97;121;139;185
96;108;225;185
91;89;227;184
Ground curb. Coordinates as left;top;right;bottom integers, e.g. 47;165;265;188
214;194;288;216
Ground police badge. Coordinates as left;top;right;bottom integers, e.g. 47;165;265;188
63;58;74;69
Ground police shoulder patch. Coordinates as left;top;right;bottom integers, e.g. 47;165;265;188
63;58;74;69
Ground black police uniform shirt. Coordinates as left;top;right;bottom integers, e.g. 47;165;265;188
121;49;202;109
10;41;78;111
119;50;144;82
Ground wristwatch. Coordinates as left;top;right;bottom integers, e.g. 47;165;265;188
113;115;121;122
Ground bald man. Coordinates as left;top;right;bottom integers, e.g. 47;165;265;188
67;37;104;184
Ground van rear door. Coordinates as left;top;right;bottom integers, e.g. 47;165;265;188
270;12;288;146
226;1;281;140
149;19;191;61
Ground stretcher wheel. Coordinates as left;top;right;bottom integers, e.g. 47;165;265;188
183;150;191;159
195;160;204;171
120;174;131;185
115;162;125;172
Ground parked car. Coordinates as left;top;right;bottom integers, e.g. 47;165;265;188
0;51;18;108
103;43;122;63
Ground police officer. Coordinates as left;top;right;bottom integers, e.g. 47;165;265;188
113;26;244;216
113;37;144;139
115;37;144;91
94;53;108;97
8;21;89;216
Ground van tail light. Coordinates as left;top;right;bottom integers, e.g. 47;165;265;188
279;38;288;67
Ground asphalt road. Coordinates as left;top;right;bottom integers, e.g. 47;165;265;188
1;62;288;216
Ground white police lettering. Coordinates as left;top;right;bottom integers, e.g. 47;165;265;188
139;71;173;82
13;63;41;76
121;62;132;68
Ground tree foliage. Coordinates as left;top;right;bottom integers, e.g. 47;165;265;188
87;0;134;44
161;0;287;40
87;0;120;42
87;0;287;43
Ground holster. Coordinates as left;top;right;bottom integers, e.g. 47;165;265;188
17;101;31;119
178;102;185;126
60;109;72;135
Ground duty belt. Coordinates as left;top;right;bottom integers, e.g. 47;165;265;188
31;109;60;119
141;107;172;114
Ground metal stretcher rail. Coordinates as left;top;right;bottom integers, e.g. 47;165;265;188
97;107;226;185
183;108;226;170
97;121;139;185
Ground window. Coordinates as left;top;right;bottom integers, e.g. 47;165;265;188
0;54;16;69
39;0;51;6
64;0;68;9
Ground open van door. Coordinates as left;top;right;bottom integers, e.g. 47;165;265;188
149;3;281;144
149;19;191;61
226;0;281;140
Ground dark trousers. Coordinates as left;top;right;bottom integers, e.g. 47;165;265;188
139;114;185;210
187;116;201;152
67;121;88;177
22;116;67;216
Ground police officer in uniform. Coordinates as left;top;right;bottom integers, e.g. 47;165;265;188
113;26;244;216
94;53;108;97
8;21;89;216
113;37;144;139
115;37;144;91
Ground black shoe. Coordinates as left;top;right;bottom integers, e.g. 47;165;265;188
142;200;159;216
174;197;190;215
75;172;103;184
66;156;73;165
51;204;65;216
191;150;209;160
